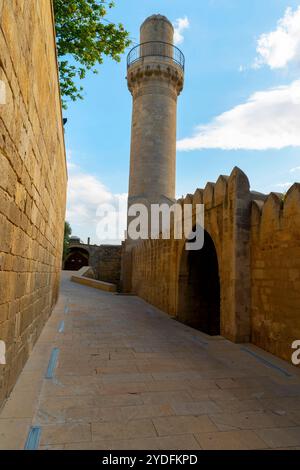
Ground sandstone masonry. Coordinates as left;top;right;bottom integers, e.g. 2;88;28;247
127;169;300;364
0;0;67;407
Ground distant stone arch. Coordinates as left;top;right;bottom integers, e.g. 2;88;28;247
177;229;220;335
64;246;89;271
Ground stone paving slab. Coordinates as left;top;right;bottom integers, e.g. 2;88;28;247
195;430;268;450
255;426;300;448
1;271;300;450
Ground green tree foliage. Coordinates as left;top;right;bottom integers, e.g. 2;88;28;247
53;0;131;108
63;221;72;261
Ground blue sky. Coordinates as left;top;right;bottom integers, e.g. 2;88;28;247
65;0;300;243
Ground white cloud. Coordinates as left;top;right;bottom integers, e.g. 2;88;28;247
290;166;300;172
67;161;78;170
177;80;300;151
66;164;127;245
253;6;300;69
173;16;190;45
275;182;293;189
66;148;79;170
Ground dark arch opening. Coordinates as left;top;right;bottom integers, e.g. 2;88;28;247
64;247;89;271
177;230;220;335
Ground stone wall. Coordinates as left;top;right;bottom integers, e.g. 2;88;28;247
64;243;122;288
92;245;122;288
127;168;300;364
0;0;67;406
130;167;254;344
251;185;300;362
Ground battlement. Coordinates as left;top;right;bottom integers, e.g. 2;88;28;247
174;167;252;236
177;170;300;245
178;166;250;209
251;183;300;237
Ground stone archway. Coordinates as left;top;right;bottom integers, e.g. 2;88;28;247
64;247;89;271
177;230;220;335
129;167;253;343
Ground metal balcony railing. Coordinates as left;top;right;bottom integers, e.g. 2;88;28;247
127;41;185;71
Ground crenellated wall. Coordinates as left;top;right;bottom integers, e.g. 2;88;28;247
127;168;300;364
250;185;300;362
130;167;254;343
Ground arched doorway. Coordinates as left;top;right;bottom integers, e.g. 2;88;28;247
64;247;89;271
177;230;220;335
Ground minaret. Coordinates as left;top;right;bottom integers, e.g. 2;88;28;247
122;14;184;292
126;14;184;233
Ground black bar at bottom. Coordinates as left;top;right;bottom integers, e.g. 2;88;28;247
0;450;298;467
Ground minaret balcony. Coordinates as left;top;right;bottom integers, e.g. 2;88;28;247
127;41;185;72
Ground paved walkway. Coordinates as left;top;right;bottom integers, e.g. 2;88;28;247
1;272;300;450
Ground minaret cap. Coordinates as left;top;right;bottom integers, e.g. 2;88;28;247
140;14;174;31
140;14;174;45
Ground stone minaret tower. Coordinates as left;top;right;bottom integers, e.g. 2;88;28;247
122;14;184;291
126;14;184;234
